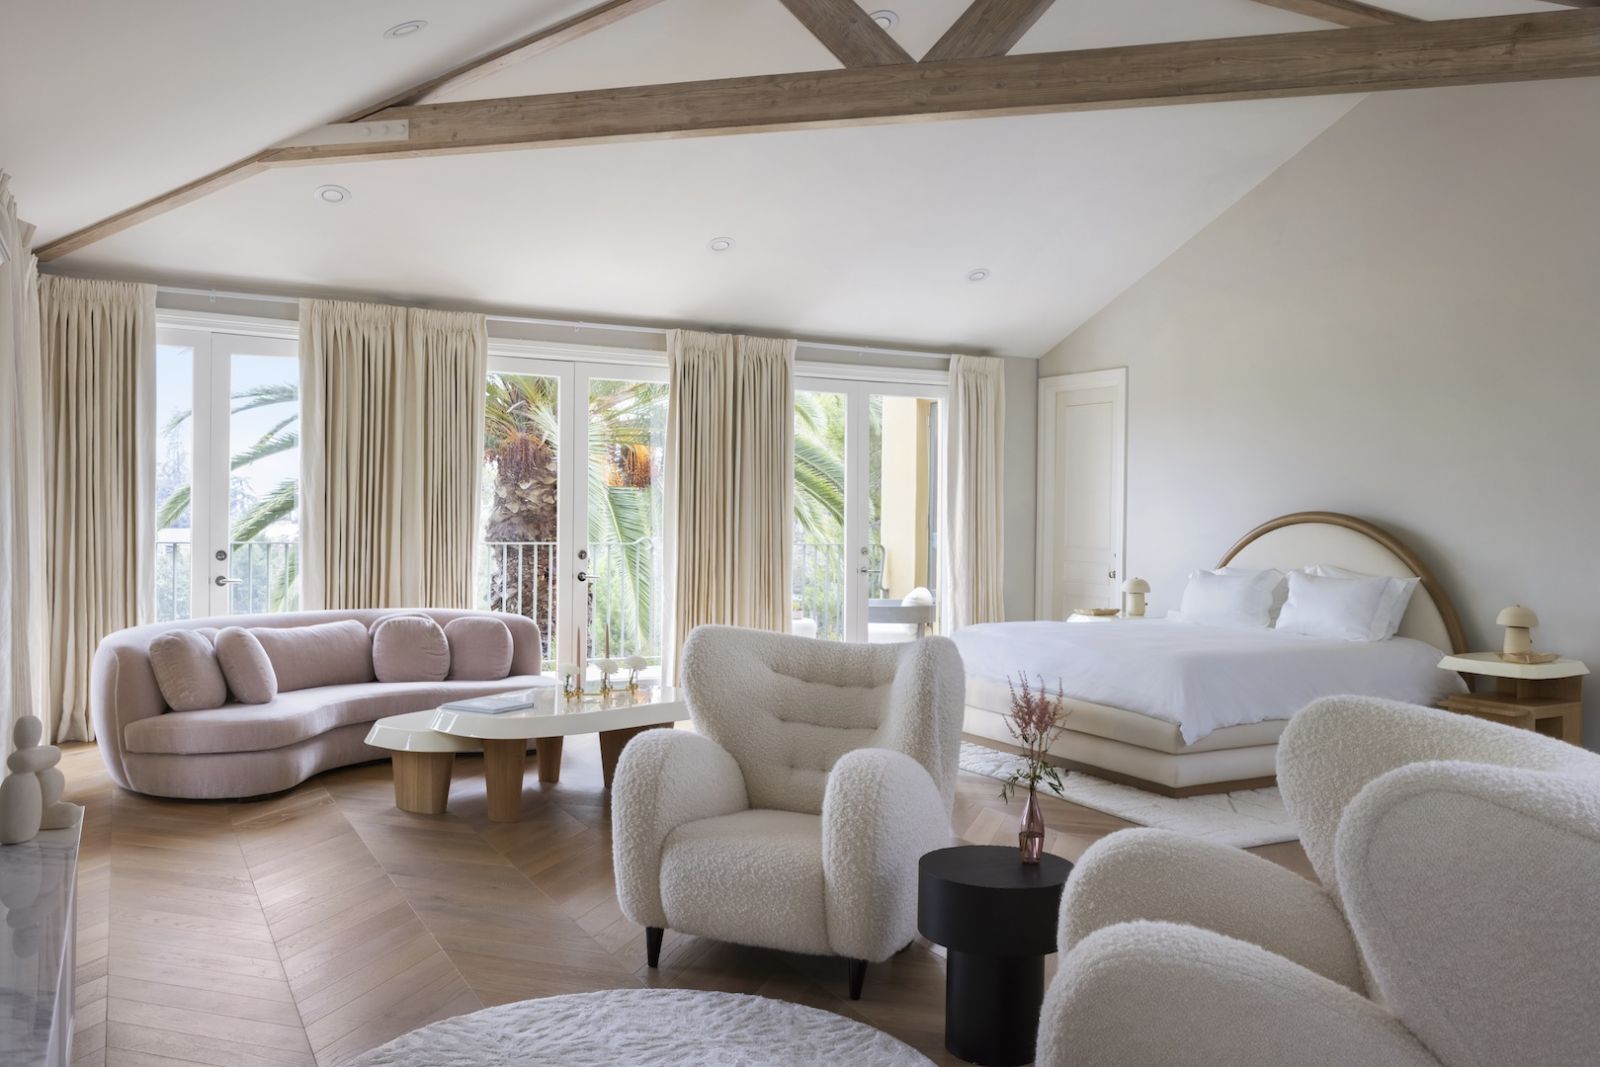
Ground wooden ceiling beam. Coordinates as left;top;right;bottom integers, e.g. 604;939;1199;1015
261;10;1600;167
35;0;667;261
1245;0;1418;29
923;0;1061;62
774;0;913;67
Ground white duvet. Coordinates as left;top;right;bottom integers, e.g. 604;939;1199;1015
952;619;1465;744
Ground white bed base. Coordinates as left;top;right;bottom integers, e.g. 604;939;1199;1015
971;512;1466;797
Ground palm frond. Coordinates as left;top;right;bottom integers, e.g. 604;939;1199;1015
230;478;297;544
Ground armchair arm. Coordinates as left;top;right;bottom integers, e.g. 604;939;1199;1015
1060;828;1364;991
611;729;749;928
1037;921;1439;1067
1336;761;1600;1067
822;748;952;962
1279;697;1596;889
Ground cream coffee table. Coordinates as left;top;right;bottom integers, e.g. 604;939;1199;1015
367;683;688;822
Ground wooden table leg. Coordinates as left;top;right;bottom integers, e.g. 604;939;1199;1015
536;736;564;785
599;725;659;789
392;751;453;815
482;739;528;822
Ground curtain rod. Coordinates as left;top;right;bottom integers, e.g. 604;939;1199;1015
155;284;958;363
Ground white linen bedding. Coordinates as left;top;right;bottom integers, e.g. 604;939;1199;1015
952;619;1465;744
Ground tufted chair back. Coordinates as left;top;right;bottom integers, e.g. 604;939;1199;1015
680;626;965;815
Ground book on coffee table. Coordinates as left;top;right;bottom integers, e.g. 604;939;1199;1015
438;691;543;715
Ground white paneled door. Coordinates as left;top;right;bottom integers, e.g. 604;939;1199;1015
1037;369;1126;619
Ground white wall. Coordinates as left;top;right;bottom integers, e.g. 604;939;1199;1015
1039;77;1600;745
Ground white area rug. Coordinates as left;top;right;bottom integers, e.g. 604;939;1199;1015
350;988;932;1066
960;742;1298;849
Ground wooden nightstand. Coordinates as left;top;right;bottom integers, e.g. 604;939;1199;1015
1437;653;1589;746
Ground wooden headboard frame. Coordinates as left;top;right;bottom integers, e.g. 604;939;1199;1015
1217;511;1468;655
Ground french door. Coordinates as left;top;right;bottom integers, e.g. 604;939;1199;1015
153;323;301;620
792;376;945;643
477;352;668;674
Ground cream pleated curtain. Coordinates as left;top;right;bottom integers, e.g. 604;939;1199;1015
941;354;1007;632
299;299;486;610
0;174;48;752
40;275;156;742
665;329;795;680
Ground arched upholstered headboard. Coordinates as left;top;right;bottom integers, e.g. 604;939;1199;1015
1217;512;1467;655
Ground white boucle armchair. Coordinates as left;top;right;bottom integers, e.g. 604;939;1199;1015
611;625;964;999
1036;696;1600;1067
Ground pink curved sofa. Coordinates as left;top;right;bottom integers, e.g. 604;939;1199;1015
91;609;543;800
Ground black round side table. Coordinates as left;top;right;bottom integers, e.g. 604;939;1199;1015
918;844;1073;1067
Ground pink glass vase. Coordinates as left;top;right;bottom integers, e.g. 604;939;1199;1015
1019;784;1045;865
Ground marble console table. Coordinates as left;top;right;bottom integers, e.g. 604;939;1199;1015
0;815;81;1067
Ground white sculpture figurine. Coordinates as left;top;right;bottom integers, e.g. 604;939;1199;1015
1;715;77;845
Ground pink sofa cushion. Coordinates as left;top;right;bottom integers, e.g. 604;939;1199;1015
371;616;451;683
148;630;228;712
444;617;514;680
251;620;375;693
214;627;278;704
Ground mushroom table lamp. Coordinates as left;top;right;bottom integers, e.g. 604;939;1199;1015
1497;604;1539;655
1123;578;1151;618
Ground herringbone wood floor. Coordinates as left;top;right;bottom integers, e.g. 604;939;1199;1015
60;739;1311;1066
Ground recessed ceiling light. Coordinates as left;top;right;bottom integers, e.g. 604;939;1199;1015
967;268;991;283
314;184;352;205
708;236;736;253
383;20;428;39
870;10;899;30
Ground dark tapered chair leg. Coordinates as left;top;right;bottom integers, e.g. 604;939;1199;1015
847;959;867;1000
646;926;664;968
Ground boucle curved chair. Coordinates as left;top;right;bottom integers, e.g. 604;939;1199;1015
611;625;964;999
1036;696;1600;1066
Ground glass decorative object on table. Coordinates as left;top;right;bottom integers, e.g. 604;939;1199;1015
999;674;1072;865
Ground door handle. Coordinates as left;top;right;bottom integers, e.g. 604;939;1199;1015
214;575;242;587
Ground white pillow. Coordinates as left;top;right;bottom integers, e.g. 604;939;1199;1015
1215;565;1290;621
1304;564;1419;640
1275;571;1391;641
1177;569;1281;630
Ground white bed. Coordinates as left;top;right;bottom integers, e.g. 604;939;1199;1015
957;512;1469;796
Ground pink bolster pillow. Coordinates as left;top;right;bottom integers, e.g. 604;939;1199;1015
214;627;278;704
251;620;375;692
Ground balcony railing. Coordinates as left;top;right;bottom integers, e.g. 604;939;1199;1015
792;542;885;641
480;538;663;668
153;538;300;620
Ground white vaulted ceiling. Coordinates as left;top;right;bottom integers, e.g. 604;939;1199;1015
0;0;1564;356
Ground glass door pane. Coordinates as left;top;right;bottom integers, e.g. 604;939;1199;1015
153;339;197;621
792;390;848;640
583;377;667;672
479;370;563;669
215;336;301;614
866;394;941;643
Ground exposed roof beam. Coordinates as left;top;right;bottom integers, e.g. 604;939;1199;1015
774;0;913;67
262;10;1600;167
35;0;666;261
923;0;1061;62
1245;0;1418;28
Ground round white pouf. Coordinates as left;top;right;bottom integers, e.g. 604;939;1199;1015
350;988;934;1067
